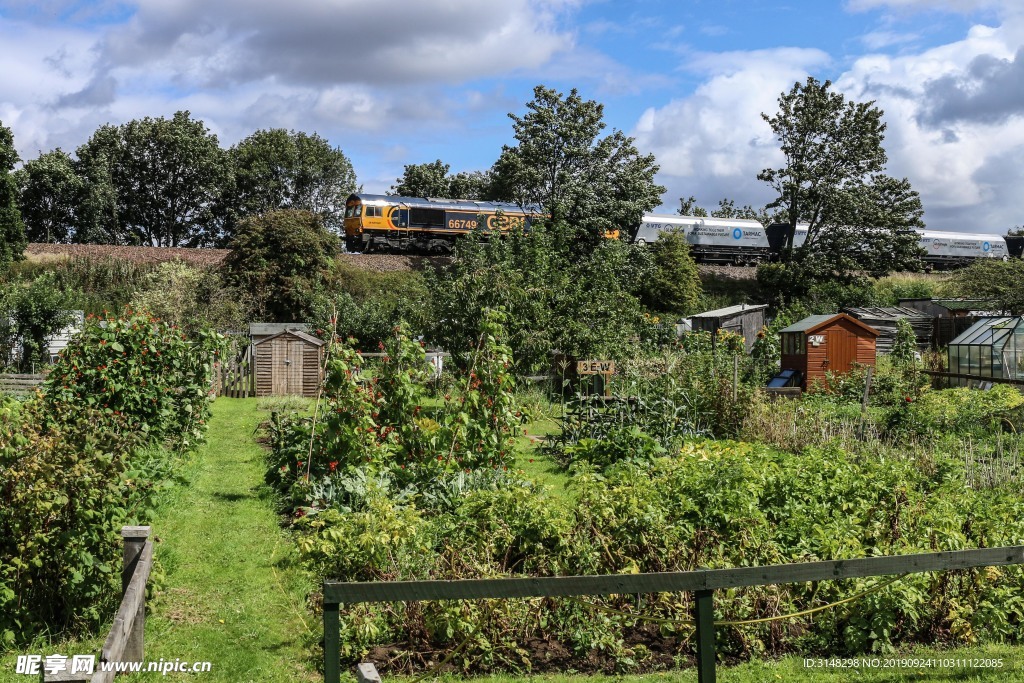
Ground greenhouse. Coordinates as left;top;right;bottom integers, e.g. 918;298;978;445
947;316;1024;382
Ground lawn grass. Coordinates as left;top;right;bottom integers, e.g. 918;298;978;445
111;397;319;682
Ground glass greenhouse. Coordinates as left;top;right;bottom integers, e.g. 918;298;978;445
947;317;1024;381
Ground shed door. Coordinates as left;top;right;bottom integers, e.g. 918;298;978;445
826;327;856;373
271;339;306;395
286;340;304;395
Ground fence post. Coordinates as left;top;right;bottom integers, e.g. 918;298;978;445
694;589;716;683
121;526;150;663
324;600;341;683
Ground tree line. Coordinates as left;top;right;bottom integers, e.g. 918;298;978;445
4;78;1014;300
0;114;357;252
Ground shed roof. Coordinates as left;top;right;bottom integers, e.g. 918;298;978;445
249;322;310;337
843;306;933;321
253;329;325;347
931;299;996;312
691;303;768;319
779;313;880;337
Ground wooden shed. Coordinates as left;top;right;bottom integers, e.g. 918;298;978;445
842;306;933;354
779;313;879;390
253;330;325;397
690;303;767;354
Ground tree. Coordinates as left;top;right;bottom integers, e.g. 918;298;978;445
0;120;27;266
489;86;665;247
76;111;228;247
636;231;702;315
390;160;451;197
678;196;773;223
759;77;888;254
222;209;338;322
16;149;84;244
757;77;925;300
390;160;490;199
222;129;357;241
3;272;78;371
945;259;1024;315
677;196;708;217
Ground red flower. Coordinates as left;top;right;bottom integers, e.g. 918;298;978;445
328;461;338;472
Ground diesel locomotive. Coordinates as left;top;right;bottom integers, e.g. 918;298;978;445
343;193;543;253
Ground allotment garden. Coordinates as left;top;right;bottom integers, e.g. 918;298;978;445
266;314;1024;675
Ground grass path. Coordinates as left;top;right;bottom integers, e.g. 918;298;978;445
121;398;318;682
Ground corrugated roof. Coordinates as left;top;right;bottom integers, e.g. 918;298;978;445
843;306;933;321
932;299;996;311
778;313;880;336
691;303;768;319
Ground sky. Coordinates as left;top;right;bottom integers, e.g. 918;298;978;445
1;0;1022;232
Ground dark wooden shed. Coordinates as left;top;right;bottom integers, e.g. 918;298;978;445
253;330;325;397
690;303;767;354
842;306;933;354
779;313;879;390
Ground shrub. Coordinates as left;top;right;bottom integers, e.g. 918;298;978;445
43;312;223;450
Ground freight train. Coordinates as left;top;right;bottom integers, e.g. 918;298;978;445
635;213;1019;269
343;193;1019;269
343;193;543;253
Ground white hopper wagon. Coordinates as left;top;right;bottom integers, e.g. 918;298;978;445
635;214;770;264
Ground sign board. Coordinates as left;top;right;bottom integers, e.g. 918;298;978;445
577;360;615;375
809;334;825;346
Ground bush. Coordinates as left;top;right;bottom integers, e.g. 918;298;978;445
1;312;220;646
43;312;223;450
222;208;338;322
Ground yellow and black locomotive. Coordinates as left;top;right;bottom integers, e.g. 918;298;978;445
343;193;544;253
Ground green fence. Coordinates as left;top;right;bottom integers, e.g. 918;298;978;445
324;545;1024;683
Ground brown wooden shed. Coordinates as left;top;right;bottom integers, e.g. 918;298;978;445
690;303;768;354
253;330;325;397
779;313;879;390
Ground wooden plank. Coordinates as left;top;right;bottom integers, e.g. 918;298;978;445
99;541;153;666
324;546;1024;604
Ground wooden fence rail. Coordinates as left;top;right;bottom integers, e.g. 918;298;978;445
0;372;45;395
45;526;153;682
323;545;1024;683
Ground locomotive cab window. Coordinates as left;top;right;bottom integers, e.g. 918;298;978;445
365;206;382;218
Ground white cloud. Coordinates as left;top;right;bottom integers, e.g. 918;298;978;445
632;13;1024;230
633;47;830;212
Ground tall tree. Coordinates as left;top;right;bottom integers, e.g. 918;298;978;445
222;129;357;241
16;149;84;244
390;160;490;199
489;86;665;247
390;160;452;197
76;111;228;247
758;77;924;281
0;120;27;265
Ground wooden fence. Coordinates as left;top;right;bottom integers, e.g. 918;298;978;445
0;372;45;395
45;526;154;682
323;545;1024;683
214;358;254;398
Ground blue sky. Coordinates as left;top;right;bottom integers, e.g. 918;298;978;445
1;0;1022;231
